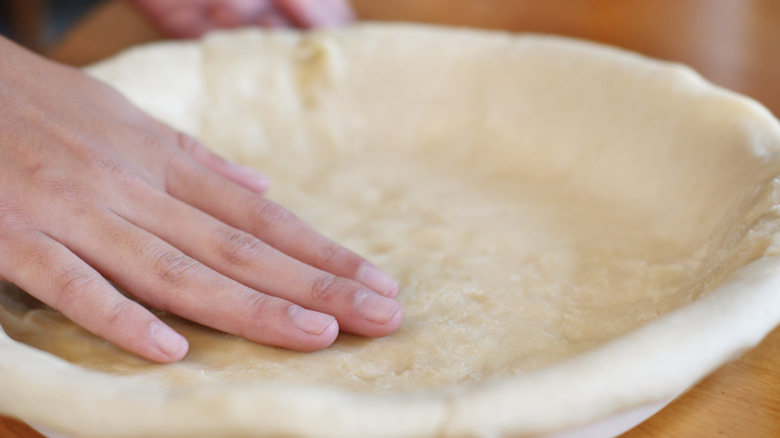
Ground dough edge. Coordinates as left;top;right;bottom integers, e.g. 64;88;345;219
2;256;779;438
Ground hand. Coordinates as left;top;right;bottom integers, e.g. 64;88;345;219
129;0;355;39
0;36;402;363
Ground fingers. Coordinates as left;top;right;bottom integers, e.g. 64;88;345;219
131;0;353;38
130;0;215;39
255;10;294;28
132;134;402;336
1;21;396;366
274;0;355;28
118;181;402;337
58;207;341;352
0;230;188;363
220;0;354;28
209;0;274;28
163;147;400;299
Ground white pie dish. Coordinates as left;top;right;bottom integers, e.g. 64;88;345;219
1;24;780;438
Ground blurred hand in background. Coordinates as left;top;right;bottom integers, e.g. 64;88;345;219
129;0;354;38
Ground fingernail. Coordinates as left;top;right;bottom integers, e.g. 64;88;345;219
359;265;399;298
289;305;336;335
248;173;271;193
354;290;400;324
229;162;271;193
151;322;188;358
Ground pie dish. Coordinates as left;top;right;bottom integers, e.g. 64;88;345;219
2;24;780;438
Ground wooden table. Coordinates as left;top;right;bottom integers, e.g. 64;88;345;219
2;1;779;437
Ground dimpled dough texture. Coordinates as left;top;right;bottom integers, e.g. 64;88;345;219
2;24;780;438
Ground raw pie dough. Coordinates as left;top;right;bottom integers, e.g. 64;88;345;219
2;24;780;438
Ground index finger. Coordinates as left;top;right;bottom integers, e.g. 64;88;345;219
164;150;400;299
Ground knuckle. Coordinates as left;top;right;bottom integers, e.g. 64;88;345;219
40;173;82;202
54;267;103;310
319;242;344;265
318;242;364;276
93;154;128;180
94;155;149;190
242;293;275;336
175;131;201;155
216;229;267;266
140;131;168;153
79;144;137;185
140;131;178;175
150;249;201;286
252;200;292;232
246;293;271;318
309;274;338;302
319;243;358;267
0;198;24;237
101;299;137;330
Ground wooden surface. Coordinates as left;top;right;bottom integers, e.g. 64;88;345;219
2;0;780;437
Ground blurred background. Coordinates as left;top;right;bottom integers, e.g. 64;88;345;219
1;0;779;117
0;1;778;437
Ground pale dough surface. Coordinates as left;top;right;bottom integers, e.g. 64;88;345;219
2;24;780;438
